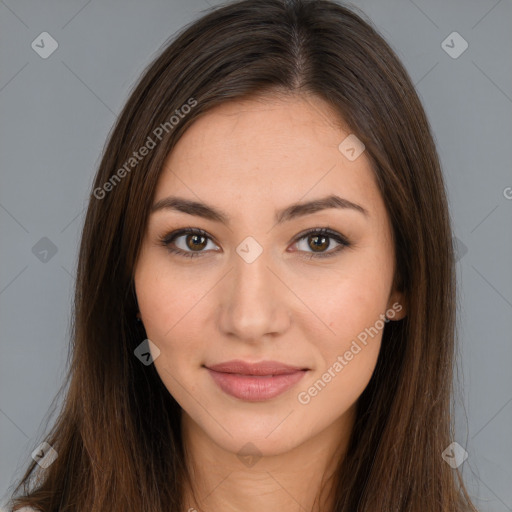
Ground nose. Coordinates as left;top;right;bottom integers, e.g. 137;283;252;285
218;247;291;343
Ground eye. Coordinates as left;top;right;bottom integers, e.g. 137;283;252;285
158;227;219;258
158;226;350;260
290;227;350;259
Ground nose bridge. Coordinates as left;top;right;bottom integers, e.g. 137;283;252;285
218;241;290;340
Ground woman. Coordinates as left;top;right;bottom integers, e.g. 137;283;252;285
9;0;479;510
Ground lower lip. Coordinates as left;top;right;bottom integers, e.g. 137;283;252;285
207;368;307;401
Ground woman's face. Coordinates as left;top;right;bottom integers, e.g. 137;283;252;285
134;93;405;457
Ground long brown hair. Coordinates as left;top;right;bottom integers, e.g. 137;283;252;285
9;0;478;510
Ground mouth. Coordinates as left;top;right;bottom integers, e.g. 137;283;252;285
204;359;309;401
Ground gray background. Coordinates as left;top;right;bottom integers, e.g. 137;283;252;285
1;0;511;510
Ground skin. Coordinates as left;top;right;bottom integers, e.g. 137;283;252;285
134;92;406;512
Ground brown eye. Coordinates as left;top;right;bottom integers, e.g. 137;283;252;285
293;228;350;259
308;234;330;252
159;228;219;258
186;233;207;251
160;227;349;260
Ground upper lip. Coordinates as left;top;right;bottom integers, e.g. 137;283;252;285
206;359;308;376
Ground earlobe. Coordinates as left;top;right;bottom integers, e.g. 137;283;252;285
386;291;407;321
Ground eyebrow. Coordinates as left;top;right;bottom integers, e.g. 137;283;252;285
150;194;369;225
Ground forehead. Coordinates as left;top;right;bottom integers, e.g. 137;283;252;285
155;93;382;219
168;93;347;161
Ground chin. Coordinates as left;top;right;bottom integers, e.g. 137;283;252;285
196;408;312;456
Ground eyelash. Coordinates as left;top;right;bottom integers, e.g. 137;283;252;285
158;226;351;260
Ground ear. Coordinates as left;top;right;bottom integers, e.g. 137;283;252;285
386;289;407;321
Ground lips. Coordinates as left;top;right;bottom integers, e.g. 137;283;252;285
205;359;308;401
207;359;307;376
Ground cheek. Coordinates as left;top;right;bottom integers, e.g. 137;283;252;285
293;272;388;421
290;255;392;411
294;258;392;350
135;264;210;404
134;259;206;382
135;256;208;340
